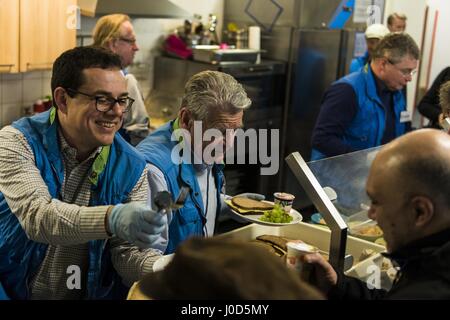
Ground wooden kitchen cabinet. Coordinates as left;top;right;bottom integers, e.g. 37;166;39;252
20;0;77;71
0;0;20;73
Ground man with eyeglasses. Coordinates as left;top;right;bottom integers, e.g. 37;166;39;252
93;14;150;146
311;33;419;160
0;47;166;300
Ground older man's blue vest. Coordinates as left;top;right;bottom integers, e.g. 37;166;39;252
311;66;406;160
137;121;224;254
0;109;146;299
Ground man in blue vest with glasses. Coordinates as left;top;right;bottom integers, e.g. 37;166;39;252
0;46;166;300
311;33;419;160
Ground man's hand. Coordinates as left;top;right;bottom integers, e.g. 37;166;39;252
107;202;167;249
235;193;265;201
303;253;338;294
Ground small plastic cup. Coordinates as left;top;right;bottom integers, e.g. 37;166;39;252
273;192;295;213
286;242;319;281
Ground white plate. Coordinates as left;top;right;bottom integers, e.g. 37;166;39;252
225;199;303;226
152;253;174;272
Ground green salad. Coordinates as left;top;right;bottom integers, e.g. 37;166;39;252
259;204;293;223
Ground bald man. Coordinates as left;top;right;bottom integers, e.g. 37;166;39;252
306;129;450;299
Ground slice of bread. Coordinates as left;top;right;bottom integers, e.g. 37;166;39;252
231;196;274;211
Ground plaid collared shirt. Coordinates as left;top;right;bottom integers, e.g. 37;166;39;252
0;126;161;299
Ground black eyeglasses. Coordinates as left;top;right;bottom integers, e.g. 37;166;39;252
66;88;134;113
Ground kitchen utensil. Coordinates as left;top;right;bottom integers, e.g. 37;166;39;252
154;186;189;211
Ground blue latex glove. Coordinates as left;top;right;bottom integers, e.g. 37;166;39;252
235;193;265;201
108;202;167;249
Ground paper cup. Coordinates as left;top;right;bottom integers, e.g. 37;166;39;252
274;192;295;212
286;242;319;281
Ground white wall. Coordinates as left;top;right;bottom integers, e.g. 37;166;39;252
386;0;450;126
384;0;427;112
424;0;450;83
0;71;52;127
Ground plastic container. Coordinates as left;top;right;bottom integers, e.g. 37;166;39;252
273;192;295;213
286;242;319;280
348;220;383;242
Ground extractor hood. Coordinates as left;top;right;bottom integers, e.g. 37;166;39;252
79;0;192;19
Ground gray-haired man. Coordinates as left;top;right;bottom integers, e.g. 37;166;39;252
137;71;259;254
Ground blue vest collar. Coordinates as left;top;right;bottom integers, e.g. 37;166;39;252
364;65;385;107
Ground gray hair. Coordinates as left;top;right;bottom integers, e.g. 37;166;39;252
439;80;450;115
181;71;251;120
372;33;419;64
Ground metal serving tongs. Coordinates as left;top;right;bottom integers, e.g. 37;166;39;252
154;186;190;212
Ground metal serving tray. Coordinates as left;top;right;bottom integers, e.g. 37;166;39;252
192;47;261;64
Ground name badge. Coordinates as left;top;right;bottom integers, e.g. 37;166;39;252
400;111;412;123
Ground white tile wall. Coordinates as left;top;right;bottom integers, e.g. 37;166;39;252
2;103;23;126
1;79;22;104
0;71;51;128
1;73;22;81
23;79;42;102
22;71;42;80
0;78;2;126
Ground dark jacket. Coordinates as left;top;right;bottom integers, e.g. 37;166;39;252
329;228;450;300
417;67;450;128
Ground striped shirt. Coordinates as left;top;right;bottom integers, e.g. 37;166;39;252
0;126;161;299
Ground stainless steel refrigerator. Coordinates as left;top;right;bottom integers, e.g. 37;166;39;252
223;0;371;203
282;27;356;160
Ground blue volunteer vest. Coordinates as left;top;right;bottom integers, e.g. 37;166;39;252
0;109;146;299
137;120;224;254
311;66;406;160
349;51;369;74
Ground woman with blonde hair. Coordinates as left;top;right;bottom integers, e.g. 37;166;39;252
93;14;150;145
